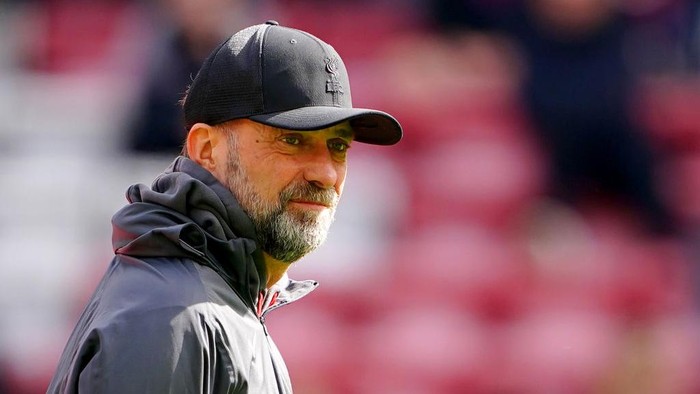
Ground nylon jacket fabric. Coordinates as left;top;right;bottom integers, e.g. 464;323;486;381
48;157;317;393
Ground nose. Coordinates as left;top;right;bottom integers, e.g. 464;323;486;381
303;150;339;190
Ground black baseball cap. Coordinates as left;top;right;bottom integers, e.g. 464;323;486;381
183;21;402;145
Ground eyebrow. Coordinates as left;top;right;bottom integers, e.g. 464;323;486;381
334;128;354;140
272;126;354;140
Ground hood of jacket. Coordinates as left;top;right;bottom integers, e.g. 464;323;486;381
111;156;267;309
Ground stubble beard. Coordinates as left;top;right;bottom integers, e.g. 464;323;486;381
223;135;338;263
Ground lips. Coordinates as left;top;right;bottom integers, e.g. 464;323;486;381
289;199;331;208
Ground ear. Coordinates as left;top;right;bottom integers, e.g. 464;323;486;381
186;123;225;174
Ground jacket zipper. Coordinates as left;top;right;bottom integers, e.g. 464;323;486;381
260;316;270;336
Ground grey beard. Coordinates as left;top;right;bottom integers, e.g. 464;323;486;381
224;142;337;263
253;191;335;263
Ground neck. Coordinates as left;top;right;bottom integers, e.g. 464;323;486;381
263;252;291;289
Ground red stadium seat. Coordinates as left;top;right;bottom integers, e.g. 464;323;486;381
404;136;546;230
270;1;425;61
386;224;531;321
659;153;700;225
356;306;495;392
25;2;135;73
266;302;356;393
522;202;694;319
495;309;621;393
636;77;700;153
645;315;700;393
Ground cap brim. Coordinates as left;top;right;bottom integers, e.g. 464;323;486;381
249;106;402;145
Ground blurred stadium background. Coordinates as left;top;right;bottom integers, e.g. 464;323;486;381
2;0;700;392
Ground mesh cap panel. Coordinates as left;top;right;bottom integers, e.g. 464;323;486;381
181;22;403;145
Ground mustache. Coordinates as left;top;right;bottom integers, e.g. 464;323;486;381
281;182;338;207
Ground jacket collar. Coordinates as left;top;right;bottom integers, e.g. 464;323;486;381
113;156;268;309
257;274;319;319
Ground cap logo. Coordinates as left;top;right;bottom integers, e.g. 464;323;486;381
325;57;343;106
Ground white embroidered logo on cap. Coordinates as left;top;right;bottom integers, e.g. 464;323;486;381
325;57;343;106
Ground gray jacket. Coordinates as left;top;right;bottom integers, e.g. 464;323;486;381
48;157;317;393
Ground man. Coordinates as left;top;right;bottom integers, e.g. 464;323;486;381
48;20;402;393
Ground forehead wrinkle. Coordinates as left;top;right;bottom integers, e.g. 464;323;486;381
250;122;280;141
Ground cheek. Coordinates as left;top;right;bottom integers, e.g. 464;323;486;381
336;165;348;195
246;157;296;199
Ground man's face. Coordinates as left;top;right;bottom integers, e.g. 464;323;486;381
222;119;352;263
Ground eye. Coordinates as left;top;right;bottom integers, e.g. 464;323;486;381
280;135;302;145
328;140;350;153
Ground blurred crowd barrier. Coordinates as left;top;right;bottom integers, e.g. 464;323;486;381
1;0;700;393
